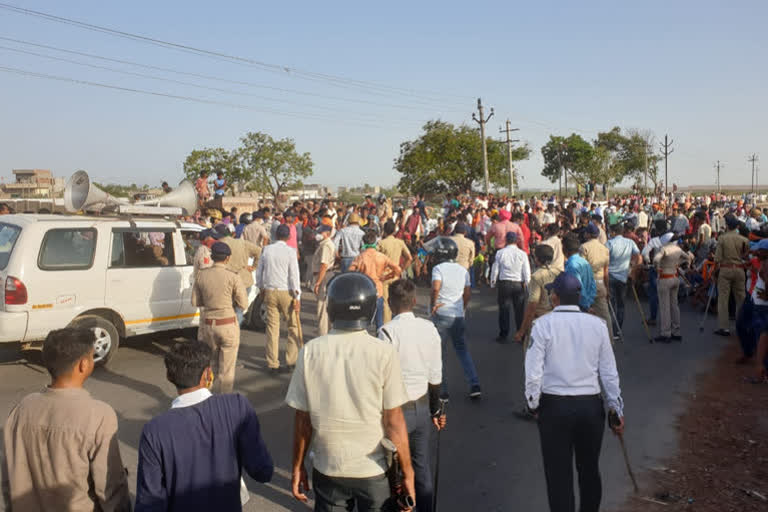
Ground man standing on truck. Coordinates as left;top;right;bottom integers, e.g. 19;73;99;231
192;242;248;393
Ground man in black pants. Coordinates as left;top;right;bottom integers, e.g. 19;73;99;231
524;272;625;512
491;232;531;343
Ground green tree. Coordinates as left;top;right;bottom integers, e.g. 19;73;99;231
182;147;233;186
236;132;313;203
540;134;595;186
395;120;530;196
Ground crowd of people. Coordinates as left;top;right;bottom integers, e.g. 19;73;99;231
3;184;768;512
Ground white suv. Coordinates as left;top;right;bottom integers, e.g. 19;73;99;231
0;214;205;366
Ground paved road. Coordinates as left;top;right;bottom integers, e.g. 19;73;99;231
0;287;727;511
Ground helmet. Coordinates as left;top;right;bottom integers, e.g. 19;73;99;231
377;193;386;203
431;237;458;264
239;213;252;225
326;273;378;330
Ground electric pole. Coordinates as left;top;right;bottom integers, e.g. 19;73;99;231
714;160;722;195
749;154;759;195
472;98;494;194
499;120;520;196
660;135;674;197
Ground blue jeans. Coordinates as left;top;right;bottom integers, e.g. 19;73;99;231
340;257;355;273
402;397;433;512
375;296;384;331
432;314;479;394
648;267;658;320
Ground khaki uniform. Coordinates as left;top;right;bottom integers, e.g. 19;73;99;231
222;237;262;289
542;236;565;272
598;226;608;245
378;235;412;323
242;221;270;247
192;263;248;393
654;244;690;337
312;237;336;336
524;266;560;351
192;244;213;281
581;238;612;338
451;234;476;271
715;229;749;330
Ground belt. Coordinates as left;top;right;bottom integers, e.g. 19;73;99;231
402;394;428;409
659;273;678;279
720;264;745;269
541;393;601;402
204;317;236;326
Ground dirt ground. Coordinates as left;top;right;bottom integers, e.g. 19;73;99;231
614;342;768;511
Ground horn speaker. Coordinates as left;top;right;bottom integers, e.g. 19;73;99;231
135;180;198;216
64;170;126;212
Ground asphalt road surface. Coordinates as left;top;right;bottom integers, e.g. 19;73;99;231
0;286;727;511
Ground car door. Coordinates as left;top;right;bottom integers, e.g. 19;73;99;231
105;227;183;334
177;227;203;326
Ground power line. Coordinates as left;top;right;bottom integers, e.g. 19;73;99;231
0;2;468;103
0;65;409;128
0;44;405;122
0;36;466;113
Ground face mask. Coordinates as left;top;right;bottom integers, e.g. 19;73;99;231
315;234;325;242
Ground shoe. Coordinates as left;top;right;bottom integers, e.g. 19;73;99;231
714;329;731;337
612;334;621;342
495;335;509;344
653;336;671;343
281;365;295;373
268;367;281;376
647;318;657;326
469;385;482;399
671;335;682;342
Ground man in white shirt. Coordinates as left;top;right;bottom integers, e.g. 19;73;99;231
430;237;481;399
255;224;302;374
525;272;625;512
491;232;531;343
379;279;445;512
286;273;414;511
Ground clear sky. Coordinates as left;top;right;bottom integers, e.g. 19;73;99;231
0;0;765;191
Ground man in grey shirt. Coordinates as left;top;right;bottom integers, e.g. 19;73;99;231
334;212;365;272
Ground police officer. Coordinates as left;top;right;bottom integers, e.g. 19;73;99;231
525;272;624;512
714;214;750;336
654;233;692;342
334;213;365;272
191;242;248;393
431;237;481;399
286;273;415;511
217;225;262;325
514;244;560;347
312;224;336;336
581;222;612;338
379;279;445;512
192;229;216;281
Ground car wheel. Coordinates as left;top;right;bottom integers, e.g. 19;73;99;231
246;295;267;331
69;315;120;367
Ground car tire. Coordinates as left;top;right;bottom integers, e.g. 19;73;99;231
69;315;120;367
245;295;267;331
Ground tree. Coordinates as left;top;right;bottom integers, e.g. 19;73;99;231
182;147;234;187
540;134;595;187
395;120;530;196
236;132;313;204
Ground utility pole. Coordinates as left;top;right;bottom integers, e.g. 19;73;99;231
472;98;494;194
714;160;723;195
749;154;759;195
660;135;674;197
499;120;520;196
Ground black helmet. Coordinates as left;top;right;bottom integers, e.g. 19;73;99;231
239;212;252;225
431;236;458;264
326;273;378;330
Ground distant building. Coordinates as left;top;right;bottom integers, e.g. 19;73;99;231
3;169;55;198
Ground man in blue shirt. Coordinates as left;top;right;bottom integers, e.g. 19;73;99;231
605;223;642;337
563;234;597;312
136;341;273;512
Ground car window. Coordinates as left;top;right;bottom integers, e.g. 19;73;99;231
38;228;97;270
110;230;175;268
181;230;202;265
0;223;21;270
